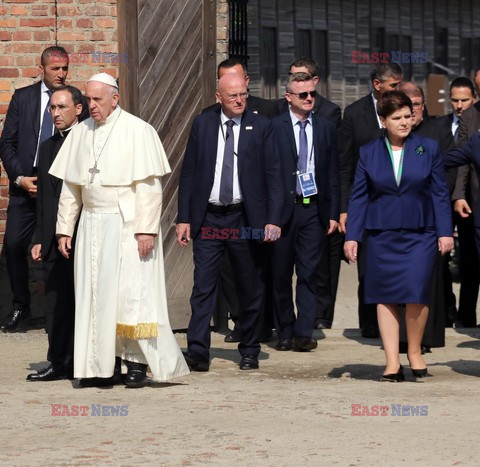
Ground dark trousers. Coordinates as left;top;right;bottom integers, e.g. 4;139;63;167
43;250;75;367
273;201;325;339
315;231;344;327
457;214;479;326
187;209;264;361
357;241;379;330
4;195;36;311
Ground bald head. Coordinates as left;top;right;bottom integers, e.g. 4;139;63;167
216;73;248;118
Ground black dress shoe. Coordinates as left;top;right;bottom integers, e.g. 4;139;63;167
292;336;318;352
224;329;242;343
380;365;405;382
314;319;331;329
1;309;30;332
182;351;210;372
239;354;259;370
26;364;69;382
124;361;148;388
361;326;380;338
275;338;292;351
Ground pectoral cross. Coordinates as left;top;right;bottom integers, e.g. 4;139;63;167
89;163;100;183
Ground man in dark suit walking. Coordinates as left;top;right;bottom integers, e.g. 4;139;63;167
448;77;479;326
277;58;342;128
27;85;87;381
177;73;283;371
203;58;277;343
0;46;69;332
339;62;403;338
272;72;340;351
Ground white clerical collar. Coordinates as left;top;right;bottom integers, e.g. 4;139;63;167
97;105;121;126
220;110;241;127
59;120;79;137
288;107;312;127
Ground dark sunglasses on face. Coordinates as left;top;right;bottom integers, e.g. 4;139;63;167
288;90;317;100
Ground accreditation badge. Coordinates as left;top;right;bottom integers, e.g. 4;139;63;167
298;171;317;197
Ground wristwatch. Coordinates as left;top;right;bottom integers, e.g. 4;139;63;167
14;175;24;188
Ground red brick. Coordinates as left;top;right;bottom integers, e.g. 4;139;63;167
33;30;51;41
0;92;12;103
77;18;93;28
16;56;36;66
31;5;49;16
12;31;32;41
57;31;86;41
10;6;28;15
58;0;74;3
13;43;45;54
90;31;105;41
19;18;55;27
0;210;6;221
0;69;19;78
22;68;40;78
0;7;7;15
0;57;14;66
0;81;11;90
77;43;95;54
90;5;111;15
58;19;73;28
0;19;16;28
57;5;79;15
95;18;116;28
0;31;12;41
0;198;8;209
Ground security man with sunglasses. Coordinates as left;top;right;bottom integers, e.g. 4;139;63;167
271;72;340;352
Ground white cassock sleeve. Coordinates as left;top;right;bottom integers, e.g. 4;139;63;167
56;182;83;237
133;176;163;235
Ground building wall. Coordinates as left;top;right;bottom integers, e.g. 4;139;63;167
247;0;480;110
0;0;119;248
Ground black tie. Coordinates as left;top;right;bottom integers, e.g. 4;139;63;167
219;120;235;205
39;89;53;145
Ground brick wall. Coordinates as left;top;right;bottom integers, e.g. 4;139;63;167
216;0;229;66
0;0;119;249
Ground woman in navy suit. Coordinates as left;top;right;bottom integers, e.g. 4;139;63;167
344;91;453;382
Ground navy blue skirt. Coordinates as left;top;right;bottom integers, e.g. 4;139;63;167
364;228;437;305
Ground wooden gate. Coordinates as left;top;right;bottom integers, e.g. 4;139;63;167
117;0;217;328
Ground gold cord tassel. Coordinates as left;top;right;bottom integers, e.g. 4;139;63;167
116;322;158;339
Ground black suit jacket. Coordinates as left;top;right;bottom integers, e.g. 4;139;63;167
453;104;480;205
34;132;68;260
276;94;342;128
272;111;340;228
339;93;384;212
0;81;42;195
178;108;284;239
202;95;279;119
414;117;456;192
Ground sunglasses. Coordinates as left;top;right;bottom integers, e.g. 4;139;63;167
288;90;317;100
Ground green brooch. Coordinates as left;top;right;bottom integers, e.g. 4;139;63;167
415;145;425;155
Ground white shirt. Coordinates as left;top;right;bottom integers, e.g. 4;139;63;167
33;81;54;166
451;114;459;138
289;109;314;173
209;111;243;205
391;148;403;182
371;93;383;129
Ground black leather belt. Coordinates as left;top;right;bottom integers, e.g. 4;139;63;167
207;202;244;215
295;194;318;204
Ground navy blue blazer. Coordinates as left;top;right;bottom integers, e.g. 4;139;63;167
177;108;284;239
272;111;340;228
346;133;453;241
444;132;480;226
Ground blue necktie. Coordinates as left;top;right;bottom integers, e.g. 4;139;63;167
219;120;235;205
297;120;308;195
38;89;53;146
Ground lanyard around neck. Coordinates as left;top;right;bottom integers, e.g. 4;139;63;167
385;138;404;186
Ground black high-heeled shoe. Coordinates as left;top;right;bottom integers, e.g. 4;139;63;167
380;364;405;382
411;367;428;378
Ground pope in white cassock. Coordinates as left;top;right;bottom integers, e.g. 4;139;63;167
49;73;189;387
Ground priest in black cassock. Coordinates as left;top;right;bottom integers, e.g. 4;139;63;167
27;85;87;381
